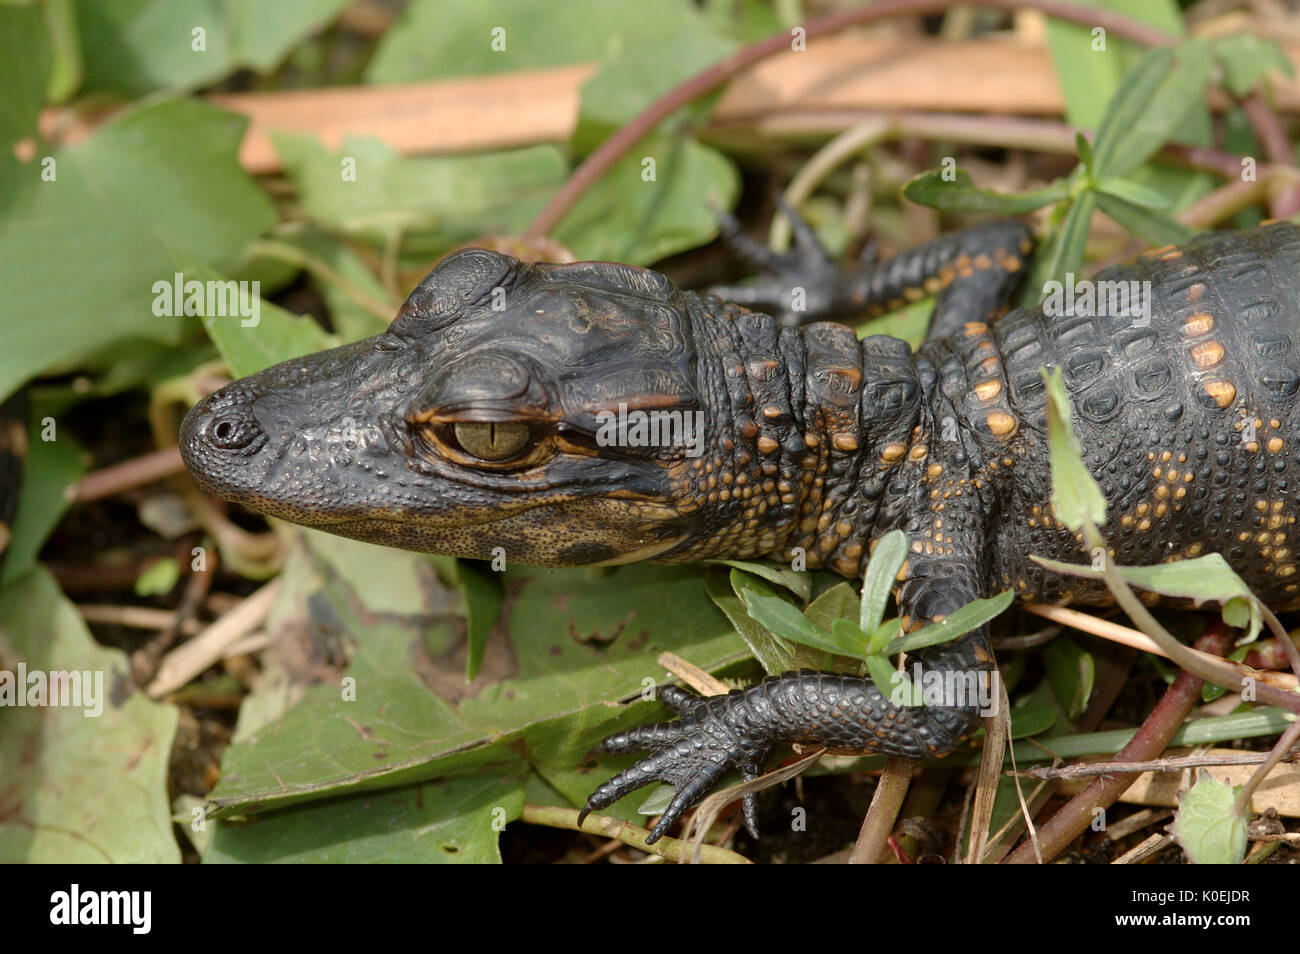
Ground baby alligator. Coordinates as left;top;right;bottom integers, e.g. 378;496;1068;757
180;220;1300;843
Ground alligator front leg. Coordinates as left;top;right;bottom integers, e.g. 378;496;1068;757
580;550;997;844
709;199;1032;335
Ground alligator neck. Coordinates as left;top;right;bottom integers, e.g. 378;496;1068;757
670;294;933;574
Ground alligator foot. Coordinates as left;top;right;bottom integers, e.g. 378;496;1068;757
707;195;851;326
578;684;772;844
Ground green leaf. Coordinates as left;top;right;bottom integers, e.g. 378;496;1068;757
0;408;84;586
860;528;907;634
210;554;748;817
272;133;568;255
831;618;869;656
79;0;351;94
452;560;505;683
1094;177;1172;209
572;28;735;155
192;265;337;379
885;590;1016;656
1214;34;1294;98
902;168;1069;214
804;581;859;634
1032;552;1263;642
555;133;739;266
1044;0;1184;130
205;771;525;863
135;558;180;597
368;0;705;83
1025;189;1096;299
1042;635;1095;720
708;567;803;674
706;558;810;600
0;98;276;403
1075;132;1094;175
1094;191;1197;247
0;568;179;861
734;572;852;658
1171;771;1248;864
864;653;911;706
0;2;51;154
1093;41;1212;179
1042;367;1108;531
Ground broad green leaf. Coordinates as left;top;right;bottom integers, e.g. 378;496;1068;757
272;133;568;255
1042;634;1094;721
1032;552;1263;642
205;772;525;863
860;528;907;633
885;590;1016;656
0;2;51;154
1214;34;1294;98
1171;771;1248;865
706;558;810;600
452;560;505;682
804;581;859;634
572;28;735;155
0;568;179;862
831;618;869;657
708;567;803;673
865;653;913;707
734;571;851;658
366;0;704;83
0;97;276;404
0;407;84;586
192;265;336;378
78;0;351;93
1094;191;1196;247
903;168;1069;214
1042;367;1108;530
208;549;747;817
555;133;739;266
1008;703;1058;739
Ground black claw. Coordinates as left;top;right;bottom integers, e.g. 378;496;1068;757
774;194;833;265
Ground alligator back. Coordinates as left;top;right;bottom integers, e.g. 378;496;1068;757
943;223;1300;609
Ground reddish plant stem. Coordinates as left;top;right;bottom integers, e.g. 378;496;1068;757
522;0;1174;240
1240;93;1300;219
1003;621;1231;864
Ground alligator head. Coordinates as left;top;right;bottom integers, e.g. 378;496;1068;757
180;249;745;567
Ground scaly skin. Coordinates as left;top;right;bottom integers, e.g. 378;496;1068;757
180;221;1300;843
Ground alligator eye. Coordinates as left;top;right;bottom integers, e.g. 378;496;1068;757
452;421;531;461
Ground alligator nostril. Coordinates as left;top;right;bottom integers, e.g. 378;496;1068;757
206;411;261;450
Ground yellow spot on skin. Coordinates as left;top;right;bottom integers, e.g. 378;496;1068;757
1269;437;1285;453
757;436;779;454
1187;542;1203;556
762;405;783;419
926;463;943;478
881;443;906;463
1188;283;1205;301
1121;514;1135;527
1160;451;1172;462
1203;380;1236;408
923;276;943;295
1144;244;1176;258
973;254;993;270
1183;312;1215;337
908;445;928;461
833;433;858;452
986;412;1017;438
974;380;1002;402
1190;340;1225;369
998;254;1022;272
964;322;988;337
1246;441;1260;453
1160;249;1183;261
903;286;925;302
1138;518;1152;531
